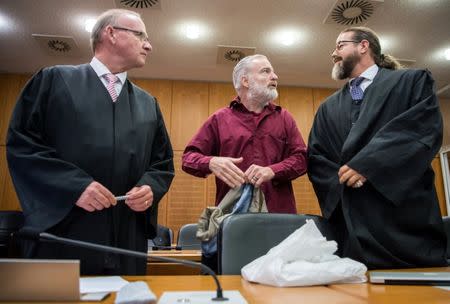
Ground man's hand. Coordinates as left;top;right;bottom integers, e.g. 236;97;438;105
338;165;367;188
245;165;275;188
125;185;154;212
209;156;245;188
75;181;116;212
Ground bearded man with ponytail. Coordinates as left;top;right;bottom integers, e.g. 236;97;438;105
307;27;447;269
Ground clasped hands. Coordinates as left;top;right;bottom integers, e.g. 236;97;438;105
338;165;367;188
75;181;153;212
209;156;274;188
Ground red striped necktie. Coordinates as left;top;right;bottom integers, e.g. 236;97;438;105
104;73;118;102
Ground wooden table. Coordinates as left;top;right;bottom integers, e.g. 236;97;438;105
330;267;450;304
106;275;367;304
95;267;449;304
147;249;202;275
5;267;449;303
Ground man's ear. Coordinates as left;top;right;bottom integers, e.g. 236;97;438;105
359;39;369;54
242;75;249;89
105;25;116;44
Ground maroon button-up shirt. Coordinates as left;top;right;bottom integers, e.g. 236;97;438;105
182;97;307;213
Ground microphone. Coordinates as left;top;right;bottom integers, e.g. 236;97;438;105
15;227;230;302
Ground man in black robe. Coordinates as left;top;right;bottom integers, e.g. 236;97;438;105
6;9;174;275
308;26;447;269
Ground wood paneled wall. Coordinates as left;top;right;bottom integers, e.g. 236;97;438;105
0;73;448;241
0;74;30;211
439;98;450;148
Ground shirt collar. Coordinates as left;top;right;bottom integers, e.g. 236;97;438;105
229;96;281;112
90;57;127;84
349;64;378;83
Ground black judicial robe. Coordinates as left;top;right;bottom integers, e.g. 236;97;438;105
307;68;447;269
6;64;174;274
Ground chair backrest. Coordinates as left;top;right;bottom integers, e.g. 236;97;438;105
442;216;450;262
177;223;201;250
217;213;335;275
0;211;24;258
149;224;173;250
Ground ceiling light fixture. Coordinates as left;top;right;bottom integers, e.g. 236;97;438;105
445;49;450;61
84;18;96;33
378;36;394;51
185;24;200;39
0;14;6;28
0;12;12;32
270;28;303;47
279;31;296;46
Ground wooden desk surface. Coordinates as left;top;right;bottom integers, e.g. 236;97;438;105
329;267;450;304
114;267;450;304
114;275;367;304
5;267;449;303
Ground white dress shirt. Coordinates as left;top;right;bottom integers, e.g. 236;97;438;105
349;64;379;94
90;57;127;97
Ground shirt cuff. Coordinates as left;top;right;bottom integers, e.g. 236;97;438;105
268;163;283;178
198;156;213;173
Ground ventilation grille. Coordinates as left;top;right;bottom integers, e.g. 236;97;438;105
324;0;384;26
114;0;161;9
32;34;79;56
217;45;256;65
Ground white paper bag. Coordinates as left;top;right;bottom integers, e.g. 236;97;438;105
241;219;367;287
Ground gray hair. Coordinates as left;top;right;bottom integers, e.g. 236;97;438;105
90;9;141;53
232;54;268;92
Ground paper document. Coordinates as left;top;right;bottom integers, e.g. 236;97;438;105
159;290;247;304
80;292;110;301
80;276;129;293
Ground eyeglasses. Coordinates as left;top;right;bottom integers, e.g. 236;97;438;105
335;40;360;51
112;26;149;43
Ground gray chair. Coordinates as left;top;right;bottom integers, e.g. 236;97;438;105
177;223;201;250
148;224;174;250
442;216;450;264
217;213;335;275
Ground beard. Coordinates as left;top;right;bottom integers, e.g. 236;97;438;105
247;80;278;106
331;51;360;80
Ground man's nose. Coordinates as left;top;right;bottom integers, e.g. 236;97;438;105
144;41;152;52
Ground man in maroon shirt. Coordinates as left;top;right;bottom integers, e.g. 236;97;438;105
182;54;307;214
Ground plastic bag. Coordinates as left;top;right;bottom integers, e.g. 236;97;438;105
241;219;367;287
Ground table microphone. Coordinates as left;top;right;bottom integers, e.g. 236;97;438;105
14;227;229;302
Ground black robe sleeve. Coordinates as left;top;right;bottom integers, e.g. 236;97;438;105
308;69;443;216
346;70;443;205
6;68;93;230
307;100;343;218
308;69;446;268
134;99;174;233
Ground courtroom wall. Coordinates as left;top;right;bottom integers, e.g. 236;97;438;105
0;74;448;239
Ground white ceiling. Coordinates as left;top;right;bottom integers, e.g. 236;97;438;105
0;0;449;96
